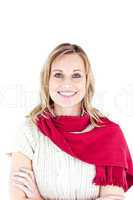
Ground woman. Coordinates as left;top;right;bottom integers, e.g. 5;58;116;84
9;43;133;200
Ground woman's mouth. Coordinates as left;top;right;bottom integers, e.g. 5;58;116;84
57;91;78;98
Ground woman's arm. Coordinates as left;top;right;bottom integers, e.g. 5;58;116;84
96;185;125;200
9;152;44;200
22;198;44;200
25;198;44;200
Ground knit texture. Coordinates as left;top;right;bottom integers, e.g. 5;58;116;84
10;118;101;200
36;111;133;192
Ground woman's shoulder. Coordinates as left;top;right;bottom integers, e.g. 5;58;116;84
18;116;41;145
6;117;40;160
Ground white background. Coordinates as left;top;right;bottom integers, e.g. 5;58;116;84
0;0;133;199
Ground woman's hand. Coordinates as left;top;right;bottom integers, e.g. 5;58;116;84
96;195;125;200
11;167;43;200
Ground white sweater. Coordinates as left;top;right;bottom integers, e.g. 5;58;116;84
10;117;100;200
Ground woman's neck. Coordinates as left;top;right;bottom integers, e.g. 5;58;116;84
52;104;83;116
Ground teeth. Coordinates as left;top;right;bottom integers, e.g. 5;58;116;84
58;91;76;96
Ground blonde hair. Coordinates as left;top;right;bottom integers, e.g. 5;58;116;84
25;43;108;127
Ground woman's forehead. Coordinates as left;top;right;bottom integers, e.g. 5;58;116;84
51;53;85;72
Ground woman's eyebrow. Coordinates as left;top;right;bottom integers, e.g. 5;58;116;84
52;69;81;72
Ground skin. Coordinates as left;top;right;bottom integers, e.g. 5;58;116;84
49;53;86;116
11;165;43;199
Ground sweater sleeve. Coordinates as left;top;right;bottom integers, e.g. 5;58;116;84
7;117;39;160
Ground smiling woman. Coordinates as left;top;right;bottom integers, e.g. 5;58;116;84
48;53;87;116
8;43;133;200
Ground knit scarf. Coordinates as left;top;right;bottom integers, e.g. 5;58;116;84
36;110;133;192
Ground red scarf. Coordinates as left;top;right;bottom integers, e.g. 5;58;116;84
36;110;133;192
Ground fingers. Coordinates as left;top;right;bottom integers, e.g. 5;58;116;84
12;167;35;181
12;171;32;183
20;167;35;181
11;167;41;199
12;175;32;191
12;181;32;196
11;167;35;191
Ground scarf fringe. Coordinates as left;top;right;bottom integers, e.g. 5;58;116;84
92;166;128;192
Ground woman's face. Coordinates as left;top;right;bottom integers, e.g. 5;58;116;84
49;53;86;109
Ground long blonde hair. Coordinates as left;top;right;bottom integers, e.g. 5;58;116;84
26;43;108;127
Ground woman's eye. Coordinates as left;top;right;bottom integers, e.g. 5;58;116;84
54;73;63;78
54;73;81;78
72;73;82;78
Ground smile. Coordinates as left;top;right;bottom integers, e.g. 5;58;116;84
57;91;78;98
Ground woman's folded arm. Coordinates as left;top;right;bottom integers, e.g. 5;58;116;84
95;185;126;200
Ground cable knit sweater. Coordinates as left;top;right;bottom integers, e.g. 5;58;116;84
8;117;126;200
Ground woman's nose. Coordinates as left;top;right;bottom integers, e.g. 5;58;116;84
63;77;73;84
61;78;74;89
